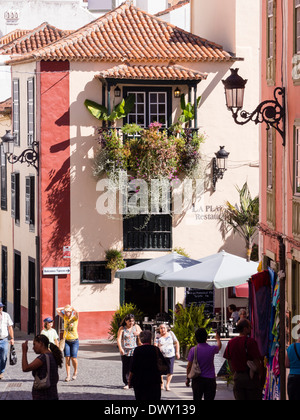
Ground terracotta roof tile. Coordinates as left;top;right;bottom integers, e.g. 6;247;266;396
0;30;31;46
96;63;207;81
8;3;238;65
0;23;73;55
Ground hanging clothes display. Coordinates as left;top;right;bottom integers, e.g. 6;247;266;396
248;268;280;400
249;270;272;357
263;270;280;400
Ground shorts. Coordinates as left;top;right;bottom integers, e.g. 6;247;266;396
64;339;79;358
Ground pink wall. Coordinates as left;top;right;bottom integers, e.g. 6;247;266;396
39;61;71;323
261;0;300;259
261;0;284;258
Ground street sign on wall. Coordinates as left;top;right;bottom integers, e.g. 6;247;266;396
43;267;70;275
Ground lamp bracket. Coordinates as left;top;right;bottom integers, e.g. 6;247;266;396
7;141;39;172
230;87;285;146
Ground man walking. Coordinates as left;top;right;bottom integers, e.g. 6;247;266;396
0;302;14;379
223;319;263;400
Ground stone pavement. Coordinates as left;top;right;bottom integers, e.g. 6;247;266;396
0;331;234;401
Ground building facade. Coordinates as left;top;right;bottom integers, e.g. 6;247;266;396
260;0;300;342
0;1;260;339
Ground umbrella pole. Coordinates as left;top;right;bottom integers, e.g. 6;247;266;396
223;288;227;329
221;290;224;330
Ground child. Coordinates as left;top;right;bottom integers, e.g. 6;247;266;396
41;317;59;346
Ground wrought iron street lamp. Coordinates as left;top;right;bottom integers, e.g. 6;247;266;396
222;68;286;146
1;130;39;172
212;146;230;190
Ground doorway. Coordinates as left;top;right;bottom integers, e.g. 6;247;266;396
13;251;21;327
1;246;7;307
124;278;162;320
28;258;36;334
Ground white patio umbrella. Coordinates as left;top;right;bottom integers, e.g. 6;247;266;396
157;251;258;289
115;252;199;283
157;251;258;328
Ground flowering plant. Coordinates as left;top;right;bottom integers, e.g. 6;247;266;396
93;123;205;183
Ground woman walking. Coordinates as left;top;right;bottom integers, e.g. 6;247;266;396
56;305;79;381
186;328;221;400
117;314;142;389
22;334;63;400
154;323;180;391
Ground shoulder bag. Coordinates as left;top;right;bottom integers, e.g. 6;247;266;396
33;354;51;390
187;346;201;379
9;344;17;366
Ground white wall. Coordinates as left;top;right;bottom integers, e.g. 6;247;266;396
0;0;95;37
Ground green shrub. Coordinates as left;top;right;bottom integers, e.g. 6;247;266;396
108;303;143;342
171;303;211;358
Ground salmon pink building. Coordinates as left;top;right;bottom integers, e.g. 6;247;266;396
259;0;300;398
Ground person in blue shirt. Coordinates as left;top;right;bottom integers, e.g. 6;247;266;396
286;334;300;400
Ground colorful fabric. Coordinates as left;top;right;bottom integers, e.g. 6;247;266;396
249;270;271;357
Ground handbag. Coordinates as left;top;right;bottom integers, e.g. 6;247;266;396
9;345;17;366
33;354;51;390
187;346;202;379
155;347;169;375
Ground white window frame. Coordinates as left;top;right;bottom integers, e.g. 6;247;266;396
126;91;146;127
149;92;167;128
27;78;35;146
12;79;20;146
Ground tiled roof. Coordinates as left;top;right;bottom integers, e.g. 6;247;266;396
0;30;31;46
96;63;207;81
0;23;73;55
8;3;237;65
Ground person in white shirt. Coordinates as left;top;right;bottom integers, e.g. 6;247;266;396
41;317;59;346
0;302;14;379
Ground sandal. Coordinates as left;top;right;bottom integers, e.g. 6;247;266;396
72;375;77;380
65;376;71;382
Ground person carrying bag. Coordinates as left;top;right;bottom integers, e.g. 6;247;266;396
187;345;201;379
186;328;221;401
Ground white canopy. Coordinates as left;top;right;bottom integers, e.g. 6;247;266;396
157;251;258;289
115;252;199;283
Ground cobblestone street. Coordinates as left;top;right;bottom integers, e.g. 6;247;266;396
0;331;234;401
